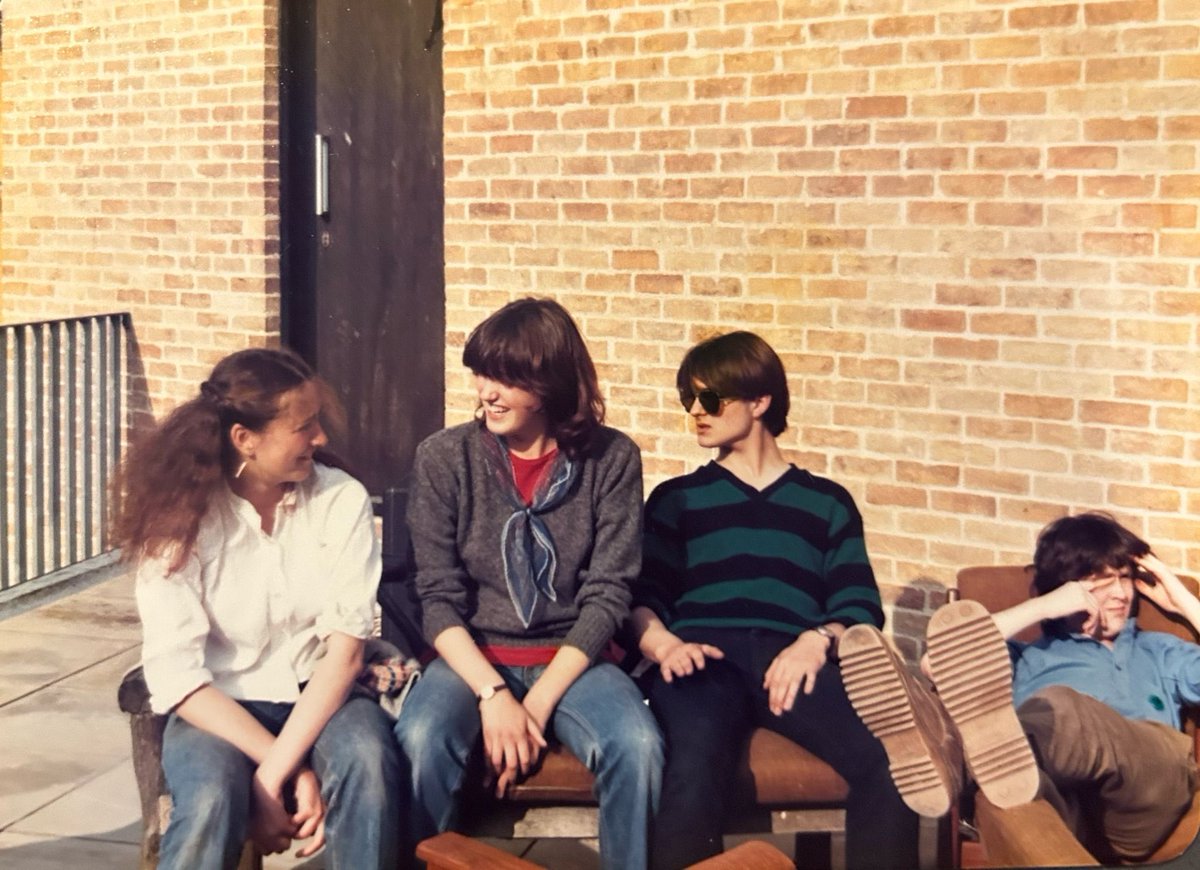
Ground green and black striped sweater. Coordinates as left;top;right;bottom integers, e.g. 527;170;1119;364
635;461;884;637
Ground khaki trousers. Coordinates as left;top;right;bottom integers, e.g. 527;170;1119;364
1018;685;1198;862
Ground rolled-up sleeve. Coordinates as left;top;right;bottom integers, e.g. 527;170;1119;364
313;479;380;641
135;552;214;714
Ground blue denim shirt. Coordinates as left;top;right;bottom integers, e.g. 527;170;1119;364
1010;618;1200;729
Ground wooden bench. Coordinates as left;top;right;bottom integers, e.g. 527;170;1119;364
115;497;942;868
117;663;869;868
418;831;796;869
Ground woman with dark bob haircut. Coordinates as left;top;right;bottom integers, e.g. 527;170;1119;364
113;347;402;869
394;297;663;870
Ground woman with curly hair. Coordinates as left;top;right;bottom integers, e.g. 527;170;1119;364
394;297;663;870
113;347;402;870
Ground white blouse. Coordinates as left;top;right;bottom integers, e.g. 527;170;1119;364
135;463;380;714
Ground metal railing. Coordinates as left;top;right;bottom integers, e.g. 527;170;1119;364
2;312;132;592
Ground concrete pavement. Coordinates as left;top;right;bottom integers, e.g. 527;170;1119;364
0;565;340;869
0;563;143;868
0;564;601;869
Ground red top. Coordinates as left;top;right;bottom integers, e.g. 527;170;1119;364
509;448;558;506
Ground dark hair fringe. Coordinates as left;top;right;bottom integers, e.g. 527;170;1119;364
462;297;604;458
1029;511;1150;636
675;331;790;436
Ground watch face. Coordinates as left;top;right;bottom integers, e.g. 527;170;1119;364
479;685;495;700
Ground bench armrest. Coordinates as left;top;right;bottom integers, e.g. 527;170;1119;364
687;839;795;869
416;832;543;869
974;795;1098;867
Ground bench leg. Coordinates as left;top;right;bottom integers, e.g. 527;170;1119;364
236;840;263;870
128;711;167;870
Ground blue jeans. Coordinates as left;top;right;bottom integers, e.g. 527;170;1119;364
159;695;404;870
394;657;664;870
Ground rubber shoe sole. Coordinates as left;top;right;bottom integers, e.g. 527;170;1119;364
841;624;954;817
927;600;1039;809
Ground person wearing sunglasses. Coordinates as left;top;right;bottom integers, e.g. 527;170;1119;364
630;331;920;869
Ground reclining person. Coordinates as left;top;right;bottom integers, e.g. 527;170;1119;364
842;512;1200;864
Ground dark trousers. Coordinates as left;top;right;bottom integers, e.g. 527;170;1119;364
647;628;918;870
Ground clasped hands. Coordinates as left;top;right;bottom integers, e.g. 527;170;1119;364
248;764;326;857
653;629;831;717
479;689;550;798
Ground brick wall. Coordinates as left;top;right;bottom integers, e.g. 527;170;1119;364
441;0;1200;659
1;0;280;422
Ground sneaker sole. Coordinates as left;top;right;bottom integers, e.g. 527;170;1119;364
927;600;1039;809
841;625;952;817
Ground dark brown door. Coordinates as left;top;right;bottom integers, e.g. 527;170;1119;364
280;0;444;495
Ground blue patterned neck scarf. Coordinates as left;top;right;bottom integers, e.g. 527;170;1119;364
480;430;579;628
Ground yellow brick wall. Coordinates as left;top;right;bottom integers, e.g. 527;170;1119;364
2;0;1197;656
0;0;281;420
441;0;1200;656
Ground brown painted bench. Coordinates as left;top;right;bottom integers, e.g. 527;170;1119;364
118;659;947;869
116;497;940;868
417;831;796;869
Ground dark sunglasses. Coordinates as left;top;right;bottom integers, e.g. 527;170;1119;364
679;388;727;415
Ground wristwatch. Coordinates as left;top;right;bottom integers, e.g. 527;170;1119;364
813;625;838;655
477;683;509;703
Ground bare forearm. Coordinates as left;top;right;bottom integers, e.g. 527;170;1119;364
1177;598;1200;636
631;605;679;663
258;632;363;790
524;645;589;726
991;597;1055;640
175;685;277;762
433;625;507;695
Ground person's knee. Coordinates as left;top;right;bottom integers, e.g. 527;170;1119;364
395;701;475;770
321;705;404;795
604;711;665;780
171;773;251;830
628;714;666;762
162;722;253;821
1018;685;1086;748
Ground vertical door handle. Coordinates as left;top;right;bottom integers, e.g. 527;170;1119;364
314;133;329;216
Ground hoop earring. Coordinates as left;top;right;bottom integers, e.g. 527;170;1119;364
234;460;247;479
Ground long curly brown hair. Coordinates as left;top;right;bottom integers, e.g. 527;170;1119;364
111;347;344;571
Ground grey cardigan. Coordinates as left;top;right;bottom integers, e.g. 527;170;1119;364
407;421;643;661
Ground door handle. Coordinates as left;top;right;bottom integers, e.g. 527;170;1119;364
314;133;329;216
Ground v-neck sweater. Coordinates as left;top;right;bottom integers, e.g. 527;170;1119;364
635;461;884;637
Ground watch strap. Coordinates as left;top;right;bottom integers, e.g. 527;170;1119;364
813;624;838;654
477;683;509;703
